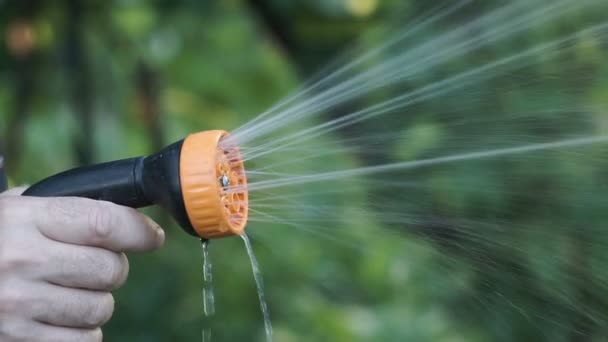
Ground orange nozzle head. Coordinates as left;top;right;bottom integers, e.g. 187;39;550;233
179;130;248;239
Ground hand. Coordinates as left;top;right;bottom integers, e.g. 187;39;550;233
0;187;165;342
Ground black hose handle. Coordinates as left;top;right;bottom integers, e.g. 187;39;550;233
24;157;148;207
22;140;197;236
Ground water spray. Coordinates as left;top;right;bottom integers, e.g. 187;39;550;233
22;130;249;239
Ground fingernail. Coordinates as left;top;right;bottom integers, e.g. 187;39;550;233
143;216;160;230
156;227;165;245
142;216;165;245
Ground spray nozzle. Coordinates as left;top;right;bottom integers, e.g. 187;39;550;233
22;130;249;239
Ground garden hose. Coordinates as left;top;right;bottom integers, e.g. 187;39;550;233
22;130;248;239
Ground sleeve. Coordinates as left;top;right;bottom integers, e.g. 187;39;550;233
0;154;6;191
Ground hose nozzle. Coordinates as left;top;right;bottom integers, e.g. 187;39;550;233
180;130;248;238
23;130;249;239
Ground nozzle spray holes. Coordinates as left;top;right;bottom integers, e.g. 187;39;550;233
215;136;248;231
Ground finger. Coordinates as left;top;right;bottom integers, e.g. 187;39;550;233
41;241;129;291
30;283;114;329
30;197;165;252
1;320;102;342
0;186;28;197
38;325;102;342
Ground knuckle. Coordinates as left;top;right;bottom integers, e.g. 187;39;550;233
0;249;30;274
87;204;119;242
0;197;23;225
0;319;28;341
0;240;39;275
0;281;26;316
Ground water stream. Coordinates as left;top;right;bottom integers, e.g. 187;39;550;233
201;239;215;342
200;236;272;341
241;233;273;342
221;1;608;339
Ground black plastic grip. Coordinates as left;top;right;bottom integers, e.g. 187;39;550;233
22;157;150;208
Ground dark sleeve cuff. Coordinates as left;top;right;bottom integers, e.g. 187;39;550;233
0;156;6;192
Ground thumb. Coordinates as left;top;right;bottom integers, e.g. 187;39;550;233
1;186;29;197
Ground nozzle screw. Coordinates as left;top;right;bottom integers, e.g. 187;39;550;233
219;174;230;190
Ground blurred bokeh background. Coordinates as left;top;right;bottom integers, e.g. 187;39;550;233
2;0;608;341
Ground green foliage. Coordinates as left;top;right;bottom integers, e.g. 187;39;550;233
2;0;608;341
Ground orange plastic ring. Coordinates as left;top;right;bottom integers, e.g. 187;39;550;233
179;130;248;239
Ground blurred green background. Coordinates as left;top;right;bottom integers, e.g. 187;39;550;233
2;0;608;341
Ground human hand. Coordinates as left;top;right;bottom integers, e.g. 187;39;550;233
0;187;165;341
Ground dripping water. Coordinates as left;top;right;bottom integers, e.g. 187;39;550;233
241;233;273;342
201;239;215;341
